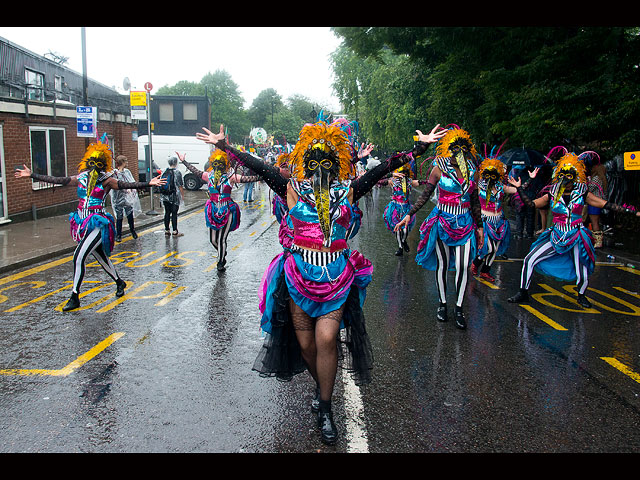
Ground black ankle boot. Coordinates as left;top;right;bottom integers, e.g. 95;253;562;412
403;240;410;252
577;293;592;308
508;288;529;303
317;400;337;445
62;292;80;311
217;259;226;272
436;303;447;322
395;248;403;256
454;306;467;330
115;279;126;297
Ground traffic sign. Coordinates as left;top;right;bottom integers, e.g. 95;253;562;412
144;82;153;92
624;151;640;170
76;106;97;138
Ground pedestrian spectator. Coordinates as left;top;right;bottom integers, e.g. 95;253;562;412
161;156;185;237
509;166;541;238
111;155;141;242
587;162;608;248
243;164;256;203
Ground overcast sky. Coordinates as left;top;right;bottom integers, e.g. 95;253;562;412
1;26;343;111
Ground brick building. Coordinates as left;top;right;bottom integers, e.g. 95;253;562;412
0;36;138;223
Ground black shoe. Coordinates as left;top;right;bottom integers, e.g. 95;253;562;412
115;235;122;243
403;241;410;252
508;288;529;303
436;303;447;322
317;410;337;445
311;387;320;413
131;230;138;239
395;248;403;256
577;293;592;308
217;260;227;272
454;307;467;330
62;292;80;311
115;279;126;297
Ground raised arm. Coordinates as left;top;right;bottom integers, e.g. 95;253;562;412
16;164;77;186
176;152;208;183
352;124;447;202
196;125;287;198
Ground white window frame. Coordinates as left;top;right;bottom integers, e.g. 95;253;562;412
29;126;67;190
25;68;45;101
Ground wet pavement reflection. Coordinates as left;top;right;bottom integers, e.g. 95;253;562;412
0;183;639;452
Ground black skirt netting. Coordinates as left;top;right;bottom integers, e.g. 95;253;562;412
252;269;374;386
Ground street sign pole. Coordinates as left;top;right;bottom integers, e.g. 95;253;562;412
145;83;158;215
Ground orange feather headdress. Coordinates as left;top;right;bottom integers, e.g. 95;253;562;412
289;122;354;181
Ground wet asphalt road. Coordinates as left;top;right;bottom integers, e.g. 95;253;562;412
1;183;639;453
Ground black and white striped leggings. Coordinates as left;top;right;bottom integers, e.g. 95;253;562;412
72;228;120;294
520;240;589;294
435;237;473;307
209;221;233;266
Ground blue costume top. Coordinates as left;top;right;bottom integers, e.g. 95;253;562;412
530;183;595;282
415;158;478;270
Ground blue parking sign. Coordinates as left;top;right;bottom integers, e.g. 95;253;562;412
76;106;97;138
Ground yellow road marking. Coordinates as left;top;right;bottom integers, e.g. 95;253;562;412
616;266;640;275
0;208;205;286
0;332;124;376
600;357;640;384
519;304;568;331
249;231;257;237
232;242;243;251
474;276;500;289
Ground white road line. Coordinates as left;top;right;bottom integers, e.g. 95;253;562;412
342;370;368;452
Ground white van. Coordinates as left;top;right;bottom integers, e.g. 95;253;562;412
137;134;212;190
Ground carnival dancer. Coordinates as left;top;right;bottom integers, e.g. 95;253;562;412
176;149;260;272
470;145;516;282
395;125;484;330
195;122;446;445
382;161;429;256
14;135;165;311
507;147;640;308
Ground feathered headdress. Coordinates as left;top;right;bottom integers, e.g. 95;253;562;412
289;121;354;181
435;125;478;159
206;149;229;172
478;141;508;206
78;133;113;173
547;146;591;207
434;124;478;185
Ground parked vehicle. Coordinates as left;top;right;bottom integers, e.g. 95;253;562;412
137;135;212;190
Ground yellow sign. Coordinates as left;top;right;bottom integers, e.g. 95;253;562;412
624;151;640;170
130;91;147;107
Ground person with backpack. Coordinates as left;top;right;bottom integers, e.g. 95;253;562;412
159;156;185;237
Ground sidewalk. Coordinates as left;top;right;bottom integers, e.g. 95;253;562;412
0;189;208;274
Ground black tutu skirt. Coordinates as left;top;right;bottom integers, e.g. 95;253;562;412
252;268;374;386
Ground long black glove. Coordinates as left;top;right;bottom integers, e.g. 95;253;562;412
216;141;288;198
30;172;72;185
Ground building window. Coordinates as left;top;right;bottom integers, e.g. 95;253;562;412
183;103;198;121
29;127;67;189
159;103;174;121
25;68;44;101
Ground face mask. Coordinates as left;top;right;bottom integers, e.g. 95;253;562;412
553;169;576;206
209;159;226;189
482;169;500;204
85;156;106;196
304;145;339;242
449;141;473;184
